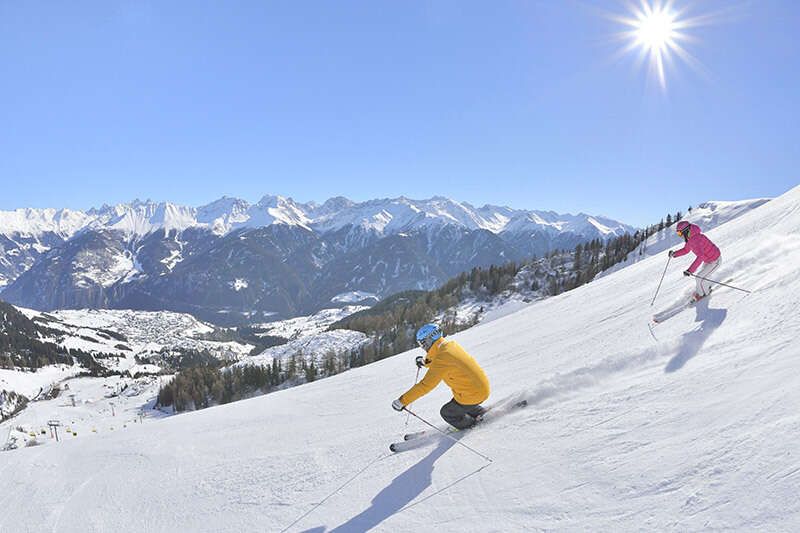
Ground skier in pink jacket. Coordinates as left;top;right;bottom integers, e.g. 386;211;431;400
669;221;722;301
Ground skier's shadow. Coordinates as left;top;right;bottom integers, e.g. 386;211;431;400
320;437;457;533
665;298;727;373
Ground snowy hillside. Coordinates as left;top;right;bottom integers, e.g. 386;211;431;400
2;186;798;531
0;307;254;422
235;307;372;384
600;198;770;277
449;198;772;328
1;374;166;453
24;308;254;371
249;306;368;340
236;329;370;374
0;364;83;420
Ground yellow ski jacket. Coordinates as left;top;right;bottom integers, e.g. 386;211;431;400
400;338;490;406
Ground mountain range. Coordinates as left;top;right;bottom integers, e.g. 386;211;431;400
0;195;634;323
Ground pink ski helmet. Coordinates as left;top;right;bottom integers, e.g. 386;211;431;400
676;220;691;238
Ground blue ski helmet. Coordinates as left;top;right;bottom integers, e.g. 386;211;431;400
415;323;443;351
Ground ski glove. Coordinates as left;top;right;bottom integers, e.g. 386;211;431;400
392;399;405;412
415;356;427;369
668;250;675;258
683;270;692;277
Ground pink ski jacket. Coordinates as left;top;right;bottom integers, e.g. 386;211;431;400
673;224;721;273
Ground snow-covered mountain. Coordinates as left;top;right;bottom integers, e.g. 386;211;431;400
305;195;628;238
1;184;796;531
0;196;633;243
0;196;634;321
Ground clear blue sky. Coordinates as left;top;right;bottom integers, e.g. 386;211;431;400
1;1;797;226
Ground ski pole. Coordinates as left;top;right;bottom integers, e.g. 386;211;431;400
689;273;751;294
403;406;493;463
651;255;671;306
405;367;420;427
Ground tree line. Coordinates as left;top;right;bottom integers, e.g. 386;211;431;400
0;301;76;369
156;348;358;412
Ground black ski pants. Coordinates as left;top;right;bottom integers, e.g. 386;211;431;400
440;398;486;430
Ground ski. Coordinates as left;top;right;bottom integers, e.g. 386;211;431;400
403;429;435;441
390;430;457;453
651;278;734;324
652;300;692;323
389;399;528;453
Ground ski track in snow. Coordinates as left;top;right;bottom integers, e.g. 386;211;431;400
1;187;800;532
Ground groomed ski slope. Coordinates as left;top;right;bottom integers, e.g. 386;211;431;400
2;186;800;532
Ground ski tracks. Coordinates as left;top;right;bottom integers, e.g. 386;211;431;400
49;463;111;532
510;340;679;412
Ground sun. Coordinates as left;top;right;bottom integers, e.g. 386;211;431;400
611;0;710;90
634;8;676;51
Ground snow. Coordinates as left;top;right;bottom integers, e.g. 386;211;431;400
309;195;634;237
251;195;313;230
60;335;114;354
331;291;378;304
1;186;799;531
49;309;216;339
196;196;252;235
17;308;252;373
237;329;369;369
500;209;632;238
230;278;248;291
98;201;198;237
587;216;613;235
72;250;134;288
0;196;633;261
600;198;770;277
31;242;51;254
0;364;84;421
252;306;368;340
1;374;169;452
478;298;532;323
0;365;82;402
0;208;93;238
160;249;184;272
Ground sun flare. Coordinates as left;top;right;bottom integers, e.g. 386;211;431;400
635;9;676;50
611;0;711;90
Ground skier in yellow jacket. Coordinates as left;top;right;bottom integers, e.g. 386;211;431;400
392;323;491;429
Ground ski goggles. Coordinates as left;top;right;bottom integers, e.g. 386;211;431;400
417;336;436;351
676;227;689;237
